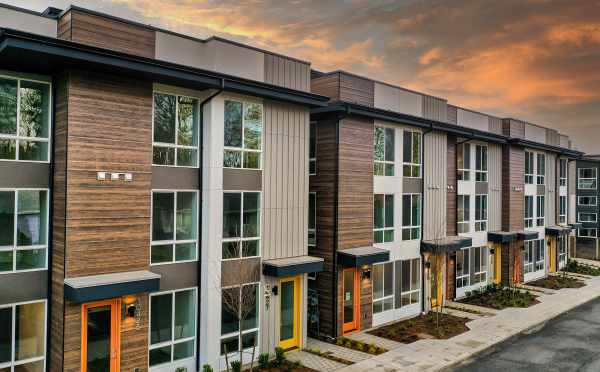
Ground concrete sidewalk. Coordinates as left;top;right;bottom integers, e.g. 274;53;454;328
337;275;600;372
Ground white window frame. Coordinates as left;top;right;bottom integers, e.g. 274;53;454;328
220;282;260;358
457;194;470;234
149;287;197;369
579;228;597;238
558;236;568;269
472;246;489;284
0;75;52;163
525;151;534;184
222;191;261;260
475;145;487;182
374;194;394;243
401;193;421;241
559;159;567;187
374;126;395;177
152;91;200;168
455;248;470;289
0;188;49;274
578;168;597;190
309;122;316;176
372;262;394;314
536;153;546;185
524;240;534;274
578;196;598;206
402;130;421;178
525;195;534;228
475;194;487;232
0;299;47;372
223;100;264;170
536;195;545;226
150;190;199;266
308;192;316;247
398;258;420;307
534;239;545;272
457;143;471;181
578;212;598;223
559;195;567;224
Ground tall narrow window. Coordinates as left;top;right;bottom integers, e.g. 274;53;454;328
472;246;489;284
224;100;263;169
309;123;316;175
220;283;259;356
559;196;567;224
475;145;487;182
374;127;395;176
372;262;394;314
395;258;420;307
151;191;198;265
0;300;46;371
374;194;394;243
559;159;567;187
475;195;487;232
0;77;51;162
525;196;534;228
308;192;316;246
524;240;534;274
536;153;546;185
455;249;470;288
578;168;597;189
153;93;199;166
457;143;471;181
536;195;545;226
402;194;421;240
457;195;470;233
525;151;534;184
222;192;261;259
402;131;421;177
535;239;545;271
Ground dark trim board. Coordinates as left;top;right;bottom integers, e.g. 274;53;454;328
337;248;390;267
518;231;540;240
488;231;518;243
64;278;160;303
263;260;324;277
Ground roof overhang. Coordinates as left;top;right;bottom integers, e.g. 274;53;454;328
64;270;160;303
421;236;472;254
509;138;582;158
546;226;573;236
518;230;540;240
488;231;518;243
0;28;329;108
262;256;324;277
337;247;390;267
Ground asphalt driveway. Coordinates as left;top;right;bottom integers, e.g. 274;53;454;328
451;296;600;372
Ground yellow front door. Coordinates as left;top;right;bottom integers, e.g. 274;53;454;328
494;244;502;284
549;238;556;273
431;255;443;307
279;276;301;350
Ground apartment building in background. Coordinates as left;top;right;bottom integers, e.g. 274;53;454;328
575;156;600;259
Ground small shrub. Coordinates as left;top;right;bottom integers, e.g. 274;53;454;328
336;337;345;346
275;346;286;365
367;345;377;354
202;365;213;372
230;360;241;372
355;342;365;351
258;353;270;369
344;339;353;348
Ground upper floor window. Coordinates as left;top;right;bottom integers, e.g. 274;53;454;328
222;192;260;260
536;195;545;226
525;151;534;184
0;300;46;370
578;196;597;206
309;123;316;175
221;283;259;356
224;100;262;169
578;213;597;223
525;195;534;228
579;168;597;189
457;194;470;233
153;93;199;167
457;143;471;181
151;191;198;265
559;196;567;224
374;194;394;243
402;131;421;178
0;189;48;273
475;145;488;182
536;153;546;185
559;159;567;187
579;228;597;238
0;77;51;162
374;127;395;176
475;194;487;232
402;194;421;240
308;192;316;246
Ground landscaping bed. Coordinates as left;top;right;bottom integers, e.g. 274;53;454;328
564;260;600;276
528;275;585;290
459;284;538;310
367;312;469;343
216;347;318;372
334;336;386;355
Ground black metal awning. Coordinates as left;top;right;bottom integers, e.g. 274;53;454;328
546;226;572;236
488;231;518;243
64;270;160;303
421;236;472;254
337;247;390;267
262;256;324;277
517;230;540;240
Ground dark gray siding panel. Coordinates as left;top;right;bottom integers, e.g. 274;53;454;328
0;162;49;188
223;169;262;191
152;166;199;189
0;271;47;304
150;262;198;291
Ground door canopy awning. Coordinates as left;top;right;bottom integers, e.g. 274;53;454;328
337;246;390;267
64;270;161;303
262;255;324;277
421;236;472;254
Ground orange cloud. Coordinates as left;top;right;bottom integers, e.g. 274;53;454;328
419;47;441;65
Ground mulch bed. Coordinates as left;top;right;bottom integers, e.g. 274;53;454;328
528;275;585;290
459;285;538;310
367;313;469;343
564;261;600;276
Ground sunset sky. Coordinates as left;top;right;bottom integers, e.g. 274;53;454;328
12;0;600;153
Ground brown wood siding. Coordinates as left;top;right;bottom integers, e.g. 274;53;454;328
339;73;374;107
502;145;525;231
446;135;457;235
359;266;372;331
311;73;340;102
502;118;525;139
120;294;149;371
447;105;458;125
58;9;156;58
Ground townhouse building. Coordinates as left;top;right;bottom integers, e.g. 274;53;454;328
575;157;600;259
0;3;327;372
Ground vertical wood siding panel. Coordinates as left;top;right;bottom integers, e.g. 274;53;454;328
263;103;272;259
568;161;576;223
489;144;502;231
424;132;447;239
447;136;457;235
546;153;556;226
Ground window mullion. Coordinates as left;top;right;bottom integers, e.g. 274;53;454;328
11;305;15;364
13;190;18;272
16;79;20;161
173;192;177;261
171;292;176;362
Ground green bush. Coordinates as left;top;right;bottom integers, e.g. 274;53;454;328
275;346;286;365
336;337;345;346
344;339;353;348
367;345;377;354
258;353;270;369
202;365;213;372
230;360;241;372
355;342;365;351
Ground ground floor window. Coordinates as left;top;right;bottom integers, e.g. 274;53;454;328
558;236;567;269
472;247;489;284
149;288;197;367
220;283;259;356
524;239;545;274
456;247;488;289
0;300;46;371
456;249;470;289
373;258;420;314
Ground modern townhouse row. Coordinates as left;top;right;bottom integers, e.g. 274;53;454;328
0;3;586;372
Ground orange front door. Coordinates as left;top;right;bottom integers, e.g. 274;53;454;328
342;268;360;333
81;299;121;372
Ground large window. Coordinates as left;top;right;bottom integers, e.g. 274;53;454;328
536;195;545;226
223;192;261;259
374;194;394;243
578;213;597;223
308;192;316;246
309;123;316;175
373;259;420;314
457;143;471;181
0;189;48;273
525;195;534;228
457;195;470;233
402;131;421;178
220;283;259;356
559;196;567;224
475;145;487;182
472;246;489;284
475;195;487;232
0;77;51;162
151;191;198;265
579;228;597;238
525;151;534;184
535;239;545;271
0;300;46;371
150;288;196;367
558;236;567;269
524;239;544;273
372;262;393;314
374;127;395;176
559;159;567;187
578;196;597;206
402;194;421;240
536;153;546;185
579;168;597;189
153;93;199;167
224;100;263;169
456;247;488;289
456;248;470;289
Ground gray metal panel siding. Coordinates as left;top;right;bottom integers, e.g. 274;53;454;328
0;162;49;188
151;166;199;189
264;54;310;92
489;117;503;135
423;131;447;240
263;101;309;260
546;153;556;226
150;262;198;291
488;144;502;231
568;161;577;223
422;95;447;122
0;271;47;305
447;105;458;125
